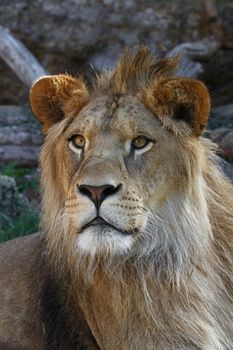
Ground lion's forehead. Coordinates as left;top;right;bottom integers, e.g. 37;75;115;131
69;94;159;137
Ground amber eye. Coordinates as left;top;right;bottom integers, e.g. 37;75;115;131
70;134;86;149
131;136;150;150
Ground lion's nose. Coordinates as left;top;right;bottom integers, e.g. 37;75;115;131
78;184;121;209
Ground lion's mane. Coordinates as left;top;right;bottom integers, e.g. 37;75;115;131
35;48;233;349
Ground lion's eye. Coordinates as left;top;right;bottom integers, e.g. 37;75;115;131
70;135;86;149
131;136;150;150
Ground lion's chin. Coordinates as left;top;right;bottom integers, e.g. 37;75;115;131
75;226;134;257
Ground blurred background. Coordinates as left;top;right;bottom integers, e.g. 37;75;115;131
0;0;232;242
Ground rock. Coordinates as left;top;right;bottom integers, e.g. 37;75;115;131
0;145;40;166
0;174;36;237
0;175;18;217
201;49;233;108
211;128;233;162
208;104;233;129
0;175;29;218
89;43;123;72
0;106;42;166
219;0;233;45
0;105;29;125
0;126;42;146
0;0;204;59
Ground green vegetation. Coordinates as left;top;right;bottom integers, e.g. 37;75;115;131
0;162;40;243
0;161;39;190
1;161;32;178
0;211;40;243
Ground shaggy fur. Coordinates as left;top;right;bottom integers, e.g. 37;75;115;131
0;47;233;350
41;137;233;349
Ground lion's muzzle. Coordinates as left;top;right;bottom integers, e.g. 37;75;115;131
78;184;122;211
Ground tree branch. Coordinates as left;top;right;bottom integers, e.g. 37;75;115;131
0;26;47;87
167;37;219;78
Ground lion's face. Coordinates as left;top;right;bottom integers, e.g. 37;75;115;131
30;50;210;260
64;95;183;256
39;94;199;258
65;95;151;255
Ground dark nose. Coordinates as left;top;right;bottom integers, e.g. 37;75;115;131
78;184;121;209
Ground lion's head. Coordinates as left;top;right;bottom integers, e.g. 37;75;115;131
29;48;213;267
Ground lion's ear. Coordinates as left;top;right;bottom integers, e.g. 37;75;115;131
144;78;210;136
30;75;89;134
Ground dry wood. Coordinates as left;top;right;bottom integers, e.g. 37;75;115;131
0;26;47;87
167;37;219;78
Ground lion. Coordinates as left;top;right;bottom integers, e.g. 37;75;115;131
0;47;233;350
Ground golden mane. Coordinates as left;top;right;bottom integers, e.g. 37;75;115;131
39;134;233;349
36;48;233;348
94;46;179;94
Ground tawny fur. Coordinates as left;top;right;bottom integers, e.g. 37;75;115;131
0;48;232;350
30;74;89;133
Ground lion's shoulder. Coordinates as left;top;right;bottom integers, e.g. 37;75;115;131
0;233;43;349
0;234;99;350
0;232;41;260
0;233;42;285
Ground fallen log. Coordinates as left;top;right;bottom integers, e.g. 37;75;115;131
168;37;219;78
0;26;47;87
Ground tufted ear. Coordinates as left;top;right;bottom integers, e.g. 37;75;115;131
143;77;210;136
30;74;89;134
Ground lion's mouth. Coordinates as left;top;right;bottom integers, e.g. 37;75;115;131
81;216;133;235
87;217;108;227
